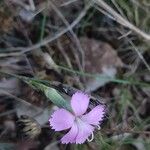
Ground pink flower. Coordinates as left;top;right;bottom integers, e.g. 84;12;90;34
49;92;106;144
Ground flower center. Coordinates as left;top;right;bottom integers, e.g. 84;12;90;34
75;117;95;143
75;117;82;125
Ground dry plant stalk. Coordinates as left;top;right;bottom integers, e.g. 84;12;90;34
1;3;92;56
93;0;150;41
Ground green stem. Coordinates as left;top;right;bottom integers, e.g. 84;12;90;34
57;65;150;87
0;71;71;111
40;14;47;41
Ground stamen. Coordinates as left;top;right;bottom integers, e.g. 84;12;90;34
87;132;94;142
97;125;101;130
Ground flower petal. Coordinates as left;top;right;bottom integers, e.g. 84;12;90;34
49;109;75;131
61;123;78;144
75;119;94;144
81;105;106;126
71;92;90;116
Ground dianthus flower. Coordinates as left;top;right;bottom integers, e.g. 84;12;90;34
49;92;106;144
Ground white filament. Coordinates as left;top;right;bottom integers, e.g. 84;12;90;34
87;132;94;142
97;125;101;130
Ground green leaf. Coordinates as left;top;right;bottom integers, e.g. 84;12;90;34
25;79;72;111
44;86;72;111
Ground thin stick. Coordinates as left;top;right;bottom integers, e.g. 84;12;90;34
1;3;92;55
93;0;150;41
117;31;132;40
118;30;150;72
57;40;73;68
60;0;78;7
49;0;85;69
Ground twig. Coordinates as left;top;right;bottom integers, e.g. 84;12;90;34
110;0;127;19
127;39;150;72
57;40;73;68
48;0;85;69
1;3;92;55
118;30;150;72
60;0;78;7
0;109;16;118
0;128;8;138
0;52;20;57
0;90;32;106
117;31;132;40
93;0;150;41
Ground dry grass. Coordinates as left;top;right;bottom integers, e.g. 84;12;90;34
0;0;150;150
